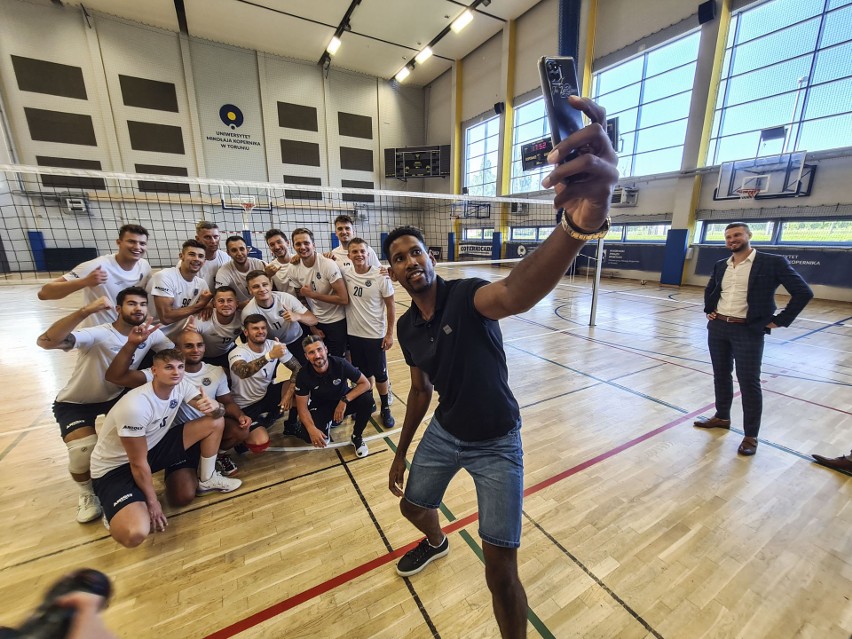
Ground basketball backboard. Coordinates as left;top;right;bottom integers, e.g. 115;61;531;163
713;150;816;201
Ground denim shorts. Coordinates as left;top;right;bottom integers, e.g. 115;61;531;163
404;416;524;548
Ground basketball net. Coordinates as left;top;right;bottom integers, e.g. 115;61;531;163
735;187;760;200
241;201;256;229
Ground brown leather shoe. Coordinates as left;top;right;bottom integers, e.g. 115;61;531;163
812;454;852;474
738;436;758;456
693;416;731;429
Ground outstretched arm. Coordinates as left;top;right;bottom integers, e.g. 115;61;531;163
473;97;618;321
37;296;112;350
38;266;107;300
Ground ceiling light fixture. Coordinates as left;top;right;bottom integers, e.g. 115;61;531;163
451;9;474;33
326;36;342;55
395;66;411;82
415;46;433;64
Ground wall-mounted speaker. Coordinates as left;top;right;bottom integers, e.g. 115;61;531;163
698;0;716;24
494;102;505;115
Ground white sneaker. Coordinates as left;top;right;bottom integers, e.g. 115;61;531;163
76;493;102;523
351;435;369;458
102;514;110;531
196;471;242;495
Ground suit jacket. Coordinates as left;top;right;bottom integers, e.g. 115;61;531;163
704;251;813;334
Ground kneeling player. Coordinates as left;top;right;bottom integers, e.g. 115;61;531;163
90;349;240;548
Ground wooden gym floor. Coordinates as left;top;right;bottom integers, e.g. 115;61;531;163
0;264;850;638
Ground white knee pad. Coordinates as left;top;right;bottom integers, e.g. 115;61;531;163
67;434;98;475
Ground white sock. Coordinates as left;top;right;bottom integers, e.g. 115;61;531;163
198;455;216;482
77;479;95;496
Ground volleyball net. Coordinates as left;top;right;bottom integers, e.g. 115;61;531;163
0;165;568;278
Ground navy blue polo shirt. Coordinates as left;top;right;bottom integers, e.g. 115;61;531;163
397;276;521;441
295;356;361;406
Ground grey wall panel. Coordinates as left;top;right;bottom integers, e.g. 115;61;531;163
340;146;373;171
281;139;321;166
24;108;97;146
338;112;372;139
11;56;87;99
278;102;318;131
127;121;185;154
119;75;179;112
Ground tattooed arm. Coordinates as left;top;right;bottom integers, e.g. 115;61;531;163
37;296;112;351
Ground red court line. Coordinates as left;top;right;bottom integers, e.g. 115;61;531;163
203;400;718;639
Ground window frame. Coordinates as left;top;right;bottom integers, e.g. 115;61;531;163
463;115;501;197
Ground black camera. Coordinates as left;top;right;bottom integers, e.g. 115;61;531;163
0;569;112;639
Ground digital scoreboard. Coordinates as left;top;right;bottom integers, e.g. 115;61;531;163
384;145;451;179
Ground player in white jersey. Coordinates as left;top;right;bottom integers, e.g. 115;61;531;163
342;238;396;428
148;239;213;339
106;328;252;478
38;224;152;327
187;221;230;290
289;228;349;358
229;314;303;443
193;285;244;369
327;214;381;270
264;228;295;294
243;270;317;367
214;236;268;305
90;349;240;548
36;287;172;523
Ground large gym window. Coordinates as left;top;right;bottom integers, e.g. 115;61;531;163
464;116;500;197
703;221;776;243
463;228;494;241
509;98;549;194
709;0;852;164
592;30;701;177
624;223;672;242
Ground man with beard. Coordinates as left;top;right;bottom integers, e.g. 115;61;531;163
384;96;617;639
693;222;812;456
90;349;241;548
38;224;152;328
214;236;267;305
190;221;231;290
264;228;294;293
106;327;252;479
242;270;317;367
228;315;302;446
327;215;381;270
341;238;395;427
36;287;173;523
294;336;373;456
148;239;213;339
193;286;244;369
288;228;349;358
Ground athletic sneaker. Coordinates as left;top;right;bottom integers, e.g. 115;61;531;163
216;453;238;477
351;434;368;458
396;536;450;577
381;407;395;428
102;514;110;531
77;493;102;523
196;471;242;495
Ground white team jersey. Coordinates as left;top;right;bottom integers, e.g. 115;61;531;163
341;266;394;339
331;244;381;271
142;363;230;424
227;340;293;408
287;255;345;324
272;262;295;294
55;323;173;404
214;258;266;303
177;249;230;291
89;379;199;479
194;312;243;357
147;267;209;338
63;254;152;327
241;292;308;344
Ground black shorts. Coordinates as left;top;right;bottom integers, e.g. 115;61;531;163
242;382;283;425
318;318;347;358
347;335;388;382
93;424;200;522
53;399;119;439
309;392;373;436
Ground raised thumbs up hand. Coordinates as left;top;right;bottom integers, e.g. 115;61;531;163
268;337;287;360
84;265;108;287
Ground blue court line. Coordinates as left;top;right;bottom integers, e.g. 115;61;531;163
790;315;852;341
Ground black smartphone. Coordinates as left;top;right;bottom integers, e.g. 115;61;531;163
538;56;584;162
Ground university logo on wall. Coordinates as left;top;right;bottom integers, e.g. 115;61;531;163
219;104;244;129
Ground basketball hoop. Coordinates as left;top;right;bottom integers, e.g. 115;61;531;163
734;187;761;200
238;197;256;230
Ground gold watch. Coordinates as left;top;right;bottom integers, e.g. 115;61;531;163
560;211;611;241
